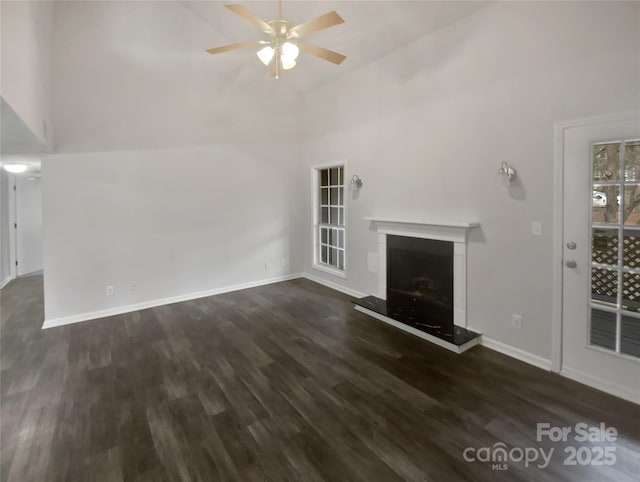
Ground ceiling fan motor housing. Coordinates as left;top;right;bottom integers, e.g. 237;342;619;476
268;19;293;38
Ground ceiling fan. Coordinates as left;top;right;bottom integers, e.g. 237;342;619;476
206;0;346;79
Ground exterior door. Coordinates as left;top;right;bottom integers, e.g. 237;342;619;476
561;112;640;404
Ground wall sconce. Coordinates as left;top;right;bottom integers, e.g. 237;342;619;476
350;174;363;190
498;161;517;182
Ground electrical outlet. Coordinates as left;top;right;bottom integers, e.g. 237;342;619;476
106;285;114;296
512;314;522;329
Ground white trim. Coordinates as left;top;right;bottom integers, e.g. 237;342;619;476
453;242;466;327
481;336;552;371
552;111;640;373
311;263;346;279
555;111;640;131
585;342;640;365
377;233;386;298
364;217;479;244
42;272;366;330
354;305;481;354
311;162;348;277
552;120;565;373
481;334;640;404
302;272;367;299
42;273;304;329
0;275;13;290
8;174;17;280
561;366;639;405
310;161;346;170
364;217;479;230
0;172;16;290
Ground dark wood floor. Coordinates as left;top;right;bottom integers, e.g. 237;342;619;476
1;275;639;481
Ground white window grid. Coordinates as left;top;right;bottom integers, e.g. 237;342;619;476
590;138;640;359
317;166;345;270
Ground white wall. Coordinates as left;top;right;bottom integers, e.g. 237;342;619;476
43;144;304;322
41;0;640;348
0;0;53;149
52;0;303;152
301;2;640;361
42;1;306;322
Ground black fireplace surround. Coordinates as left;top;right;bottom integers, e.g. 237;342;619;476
354;235;479;346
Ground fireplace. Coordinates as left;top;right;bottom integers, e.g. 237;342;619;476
387;235;454;334
353;217;481;353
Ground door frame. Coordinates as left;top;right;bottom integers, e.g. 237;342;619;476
0;172;18;289
9;173;17;281
552;111;640;374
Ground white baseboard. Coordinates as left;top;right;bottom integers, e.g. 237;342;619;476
301;272;367;299
0;275;14;290
42;273;304;329
481;336;553;371
561;366;639;405
38;270;639;404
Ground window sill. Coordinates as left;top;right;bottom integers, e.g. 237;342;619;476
312;263;347;279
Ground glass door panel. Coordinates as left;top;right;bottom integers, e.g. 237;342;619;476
590;139;640;359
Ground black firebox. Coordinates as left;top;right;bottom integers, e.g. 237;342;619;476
386;235;454;333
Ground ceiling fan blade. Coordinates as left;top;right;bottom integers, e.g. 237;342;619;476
298;42;346;65
206;40;264;55
288;11;344;38
225;4;274;35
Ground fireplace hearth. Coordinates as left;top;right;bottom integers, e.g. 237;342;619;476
354;295;478;346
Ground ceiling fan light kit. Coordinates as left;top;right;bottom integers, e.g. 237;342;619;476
257;41;299;70
257;46;275;65
206;1;346;79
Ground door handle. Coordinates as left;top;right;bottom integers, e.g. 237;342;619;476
565;260;577;268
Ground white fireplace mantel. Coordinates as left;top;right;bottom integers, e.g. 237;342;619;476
364;217;479;243
365;217;480;328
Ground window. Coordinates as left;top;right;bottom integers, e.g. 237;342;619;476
313;165;345;274
590;139;640;358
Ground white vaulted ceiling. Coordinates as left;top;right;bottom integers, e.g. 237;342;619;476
51;1;490;151
181;1;490;92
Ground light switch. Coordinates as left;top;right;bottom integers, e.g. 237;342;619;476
531;221;543;236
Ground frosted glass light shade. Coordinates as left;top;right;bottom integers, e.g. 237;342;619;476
281;42;299;60
257;46;275;65
281;55;296;70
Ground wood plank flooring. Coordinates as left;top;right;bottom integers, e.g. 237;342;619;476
1;275;639;481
